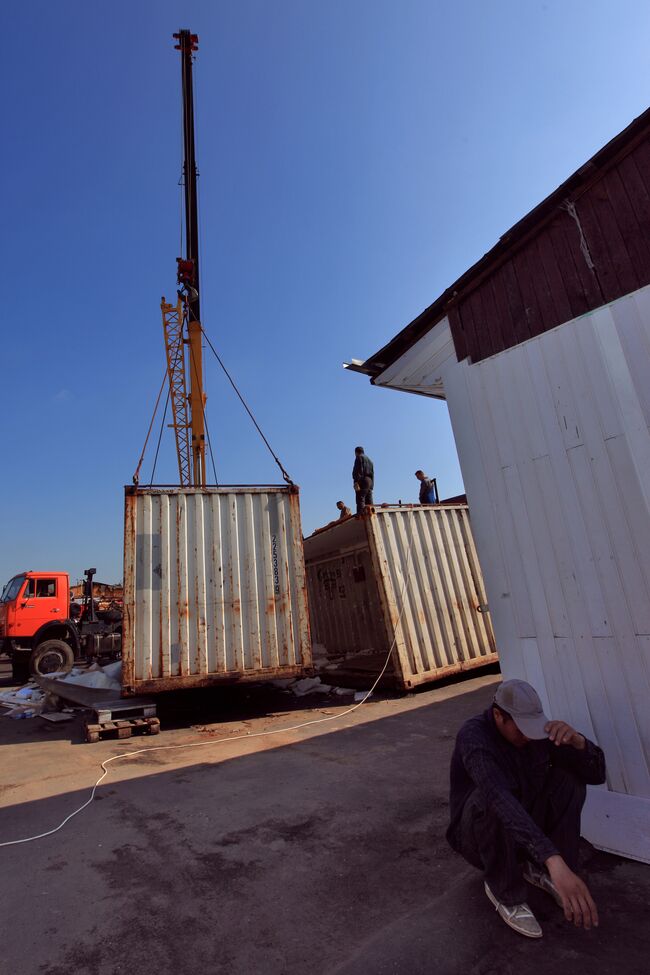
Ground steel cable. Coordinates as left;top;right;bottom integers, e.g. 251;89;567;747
132;370;168;485
199;325;295;486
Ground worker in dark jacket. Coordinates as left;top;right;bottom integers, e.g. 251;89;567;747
447;679;605;939
352;446;374;515
415;470;437;504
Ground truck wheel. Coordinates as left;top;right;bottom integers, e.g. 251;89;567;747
30;640;74;677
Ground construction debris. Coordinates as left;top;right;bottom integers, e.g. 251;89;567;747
268;675;356;698
0;682;47;719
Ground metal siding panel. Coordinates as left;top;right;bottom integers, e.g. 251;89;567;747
449;160;650;364
306;549;388;660
437;290;650;825
580;185;640;298
122;487;312;692
601;167;650;285
458;360;536;643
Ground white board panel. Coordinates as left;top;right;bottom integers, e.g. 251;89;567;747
380;284;650;858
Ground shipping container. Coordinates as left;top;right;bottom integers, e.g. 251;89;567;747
122;485;312;694
304;505;497;690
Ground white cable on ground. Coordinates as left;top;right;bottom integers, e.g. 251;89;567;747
0;513;416;849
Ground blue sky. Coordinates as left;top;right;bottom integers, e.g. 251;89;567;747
2;0;650;584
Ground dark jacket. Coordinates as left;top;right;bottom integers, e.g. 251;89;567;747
418;478;436;504
447;708;606;865
352;454;374;483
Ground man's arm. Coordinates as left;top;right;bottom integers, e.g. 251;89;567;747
545;720;606;785
544;854;599;928
461;742;558;865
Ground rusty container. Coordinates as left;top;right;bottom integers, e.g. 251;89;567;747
122;485;312;695
303;505;497;690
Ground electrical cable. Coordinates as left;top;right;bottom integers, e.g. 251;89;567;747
0;513;417;849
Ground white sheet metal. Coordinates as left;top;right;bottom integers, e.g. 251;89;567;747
375;284;650;862
123;486;312;693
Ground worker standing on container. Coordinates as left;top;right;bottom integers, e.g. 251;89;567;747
415;470;437;504
352;446;374;515
446;679;605;939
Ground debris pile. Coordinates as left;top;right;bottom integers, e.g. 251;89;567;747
0;682;47;719
268;675;359;698
52;661;122;692
1;661;124;720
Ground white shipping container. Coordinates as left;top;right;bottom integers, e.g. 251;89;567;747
122;486;312;694
304;505;497;689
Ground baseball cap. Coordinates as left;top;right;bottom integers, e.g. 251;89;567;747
493;679;550;739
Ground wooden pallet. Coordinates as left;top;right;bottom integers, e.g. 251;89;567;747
84;716;160;743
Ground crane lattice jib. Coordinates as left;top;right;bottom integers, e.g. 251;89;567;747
161;297;191;486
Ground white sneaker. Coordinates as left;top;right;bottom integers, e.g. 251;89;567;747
523;861;564;908
484;882;543;938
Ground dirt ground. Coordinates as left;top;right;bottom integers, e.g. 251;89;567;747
1;660;648;975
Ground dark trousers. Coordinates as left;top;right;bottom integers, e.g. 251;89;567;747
355;476;374;514
453;767;586;905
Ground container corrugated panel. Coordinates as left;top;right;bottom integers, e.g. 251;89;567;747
369;507;497;685
122;486;312;694
305;517;393;677
304;505;497;689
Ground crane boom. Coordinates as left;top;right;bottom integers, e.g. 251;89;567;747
162;29;207;486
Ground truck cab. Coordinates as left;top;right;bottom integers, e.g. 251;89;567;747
0;571;77;679
0;568;121;681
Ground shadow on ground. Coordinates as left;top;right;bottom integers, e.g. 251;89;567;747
1;679;648;975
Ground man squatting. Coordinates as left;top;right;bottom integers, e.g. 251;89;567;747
446;679;606;938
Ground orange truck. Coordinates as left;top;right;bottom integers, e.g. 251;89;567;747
0;568;122;682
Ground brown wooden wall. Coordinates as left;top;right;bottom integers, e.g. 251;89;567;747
449;134;650;363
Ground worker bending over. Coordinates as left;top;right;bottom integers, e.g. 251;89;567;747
446;679;606;939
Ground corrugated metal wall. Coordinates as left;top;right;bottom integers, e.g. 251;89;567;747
306;546;389;662
438;285;650;861
304;507;497;689
122;487;311;693
368;507;496;685
448;129;650;364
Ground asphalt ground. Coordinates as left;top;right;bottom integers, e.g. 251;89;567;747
1;659;648;975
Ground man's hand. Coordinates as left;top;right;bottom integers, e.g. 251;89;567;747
353;482;360;493
544;719;585;750
545;855;599;929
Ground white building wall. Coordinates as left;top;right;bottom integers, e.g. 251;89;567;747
376;287;650;862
